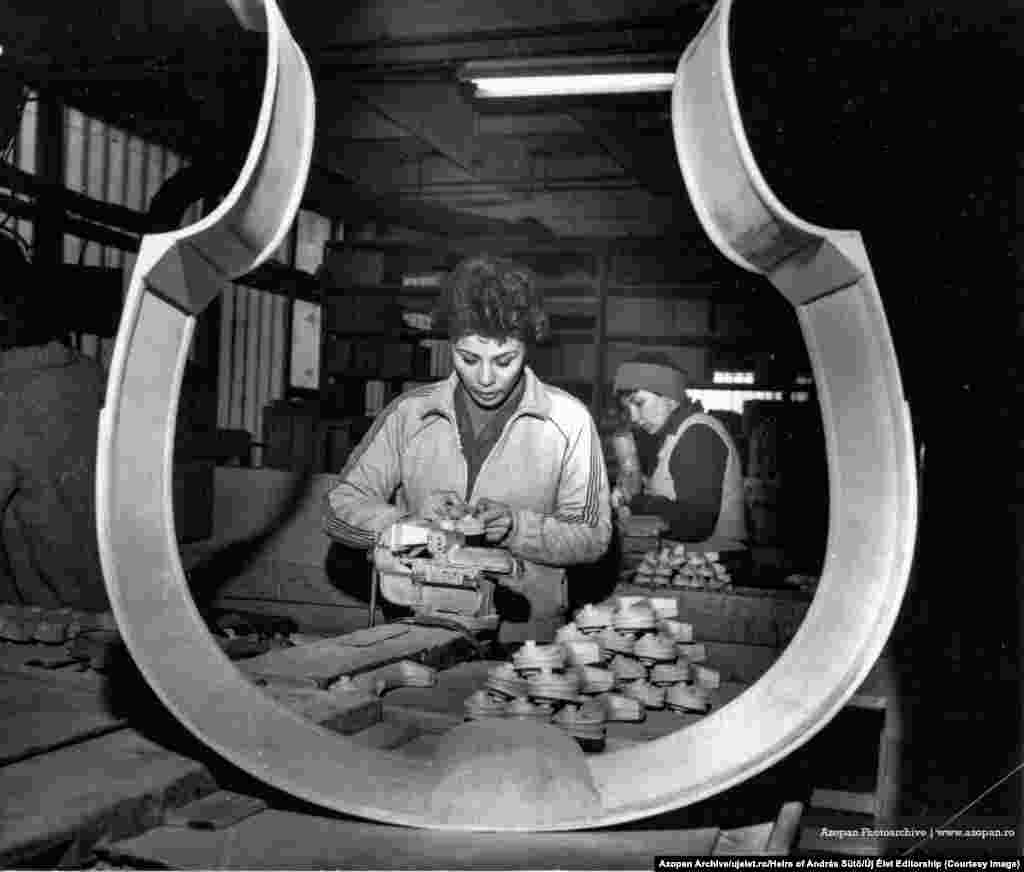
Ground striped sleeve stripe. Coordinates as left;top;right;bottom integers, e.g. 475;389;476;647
578;421;603;526
556;422;604;527
588;423;604;524
324;512;378;548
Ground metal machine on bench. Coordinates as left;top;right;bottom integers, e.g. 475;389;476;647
373;517;522;630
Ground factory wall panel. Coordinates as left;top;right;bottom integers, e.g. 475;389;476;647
606;297;710;338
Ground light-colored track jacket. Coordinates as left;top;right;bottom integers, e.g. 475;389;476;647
323;367;612;641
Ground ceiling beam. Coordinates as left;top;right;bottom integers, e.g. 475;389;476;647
570;107;688;198
335;81;552;213
350;80;479;172
304;165;555;243
302;10;707;71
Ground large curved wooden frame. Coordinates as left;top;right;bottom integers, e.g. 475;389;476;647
97;0;916;831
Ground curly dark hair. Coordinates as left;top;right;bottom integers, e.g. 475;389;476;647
434;254;550;345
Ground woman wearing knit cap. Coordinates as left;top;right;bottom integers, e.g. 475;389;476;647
612;352;748;553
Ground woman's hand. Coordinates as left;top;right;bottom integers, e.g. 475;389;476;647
472;497;515;544
422;490;469;522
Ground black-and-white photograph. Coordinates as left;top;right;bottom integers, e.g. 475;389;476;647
0;0;1017;868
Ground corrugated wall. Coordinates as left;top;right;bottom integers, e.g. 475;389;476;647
3;89;337;467
62;106;204;368
3;89;809;454
217;211;335;466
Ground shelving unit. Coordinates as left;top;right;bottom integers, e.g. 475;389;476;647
308;237;817;481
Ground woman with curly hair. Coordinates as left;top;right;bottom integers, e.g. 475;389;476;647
323;254;611;643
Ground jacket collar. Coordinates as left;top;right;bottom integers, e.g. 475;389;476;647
421;365;552;422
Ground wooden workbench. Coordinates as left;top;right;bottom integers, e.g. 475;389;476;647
0;613;808;869
0;642;218;868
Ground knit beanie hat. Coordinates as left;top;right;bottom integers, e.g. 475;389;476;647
612;352;689;402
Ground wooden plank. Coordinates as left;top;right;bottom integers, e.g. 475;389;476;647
765;801;805;855
811;787;877;816
165;791;268;830
0;675;125;765
261;685;382;735
875;734;904;827
209;597;376;637
100;809;723;869
0;729;216;868
0;659;126;766
382;699;464;728
237;624;463;687
713;821;774;856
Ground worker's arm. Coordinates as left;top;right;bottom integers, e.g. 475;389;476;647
630;423;726;542
322;401;406;549
503;417;612;566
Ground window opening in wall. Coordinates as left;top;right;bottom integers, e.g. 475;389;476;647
712;370;755;385
60;107;198;369
290;298;321;391
691;388;786;414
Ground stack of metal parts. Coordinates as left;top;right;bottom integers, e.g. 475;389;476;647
462;596;722;752
632;544;734;591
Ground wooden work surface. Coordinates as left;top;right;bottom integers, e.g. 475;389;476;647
99;808;733;869
0;643;124;766
0;719;215;868
237;623;467;687
0;620;477;866
0;641;218;867
0;620;808;867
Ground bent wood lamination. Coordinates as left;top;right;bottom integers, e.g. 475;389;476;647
96;0;916;830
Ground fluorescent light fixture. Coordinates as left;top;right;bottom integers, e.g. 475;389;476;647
471;72;675;98
460;54;677;98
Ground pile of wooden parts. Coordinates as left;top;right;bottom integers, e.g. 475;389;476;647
0;605;124;671
631;544;734;591
0;604;117;645
462;596;721;752
0;603;301;670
